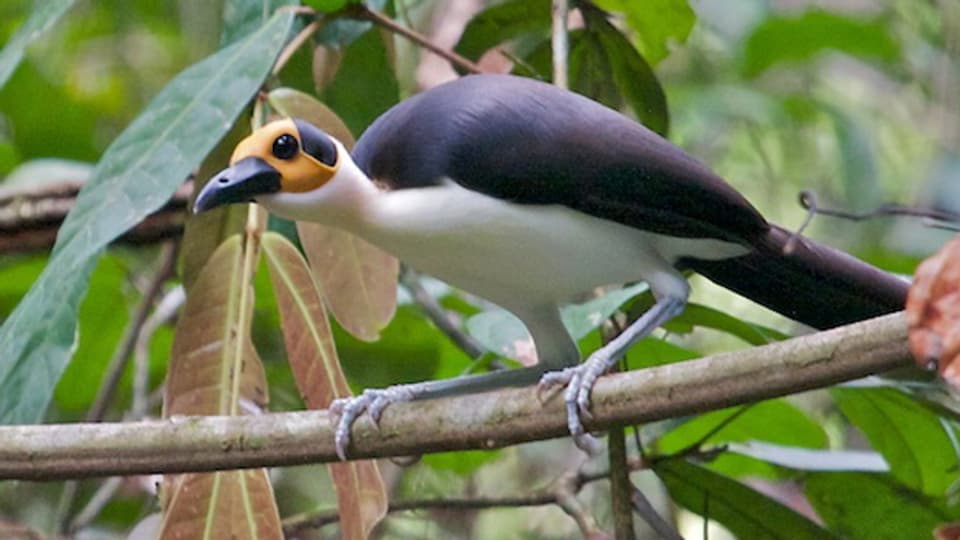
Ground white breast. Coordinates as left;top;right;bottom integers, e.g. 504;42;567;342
356;181;748;312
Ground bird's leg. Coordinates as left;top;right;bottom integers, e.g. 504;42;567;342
538;294;687;450
330;364;557;460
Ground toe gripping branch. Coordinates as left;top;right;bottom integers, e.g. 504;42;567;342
331;295;686;459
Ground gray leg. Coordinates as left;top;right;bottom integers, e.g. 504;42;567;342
539;294;687;449
331;305;576;459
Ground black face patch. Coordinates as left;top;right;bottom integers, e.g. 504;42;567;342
293;119;338;167
272;134;299;160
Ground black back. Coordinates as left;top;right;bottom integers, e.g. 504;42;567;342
352;74;769;244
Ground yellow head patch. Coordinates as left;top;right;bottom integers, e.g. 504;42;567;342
230;118;339;193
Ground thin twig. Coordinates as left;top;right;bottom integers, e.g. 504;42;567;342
67;477;124;533
399;266;486;359
631;488;684;540
551;0;570;88
131;285;185;419
86;242;179;422
271;19;322;76
0;313;910;480
283;463;631;535
346;4;483;74
609;425;636;539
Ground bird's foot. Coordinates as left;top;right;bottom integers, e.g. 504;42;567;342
538;352;615;454
330;386;416;460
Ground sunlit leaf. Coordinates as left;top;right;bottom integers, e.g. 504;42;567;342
268;87;399;342
0;10;295;424
741;9;899;77
805;472;956;540
834;388;960;496
656;459;834;539
0;0;76;90
592;0;695;64
262;231;387;540
726;441;888;472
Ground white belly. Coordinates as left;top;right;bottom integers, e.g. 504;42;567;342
358;182;748;310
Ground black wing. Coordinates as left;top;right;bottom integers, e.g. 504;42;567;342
352;74;769;244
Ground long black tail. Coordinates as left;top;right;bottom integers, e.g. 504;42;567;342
682;224;908;330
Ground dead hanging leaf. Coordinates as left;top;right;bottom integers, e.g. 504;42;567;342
268;87;398;341
263;232;387;540
906;235;960;387
161;234;282;540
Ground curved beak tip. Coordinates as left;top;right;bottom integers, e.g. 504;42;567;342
192;157;281;214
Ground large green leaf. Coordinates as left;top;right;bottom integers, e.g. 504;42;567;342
834;388;960;496
0;0;76;90
741;9;900;77
653;400;827;479
656;459;834;539
0;10;295;424
453;0;551;64
805;472;956;540
592;0;695;64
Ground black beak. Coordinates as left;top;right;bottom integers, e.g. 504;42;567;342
193;157;282;213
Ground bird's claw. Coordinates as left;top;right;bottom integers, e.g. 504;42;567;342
330;386;417;460
537;353;613;454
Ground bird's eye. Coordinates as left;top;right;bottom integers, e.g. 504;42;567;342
272;134;299;160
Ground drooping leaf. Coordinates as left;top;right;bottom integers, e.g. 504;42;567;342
666;303;787;345
268;87;399;342
453;0;551;64
161;234;281;539
262;232;387;540
654;400;828;479
585;7;669;135
0;0;76;90
0;10;295;424
805;472;956;540
160;470;283;540
834;387;960;496
656;459;835;539
592;0;695;65
741;9;900;77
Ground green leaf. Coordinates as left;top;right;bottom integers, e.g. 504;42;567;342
221;0;298;47
586;8;669;135
656;459;834;539
466;283;648;361
592;0;695;64
805;472;955;540
0;10;295;425
834;388;960;496
668;303;787;345
741;9;900;77
321;28;400;136
454;0;551;64
654;400;828;478
0;0;76;90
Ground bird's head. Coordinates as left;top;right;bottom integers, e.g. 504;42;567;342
194;118;355;220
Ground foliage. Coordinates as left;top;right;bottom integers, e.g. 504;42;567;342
0;0;957;538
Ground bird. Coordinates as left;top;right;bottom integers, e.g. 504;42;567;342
194;73;908;459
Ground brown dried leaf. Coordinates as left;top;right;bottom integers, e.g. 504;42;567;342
936;523;960;540
159;470;282;540
262;232;387;540
267;87;398;341
161;234;281;540
907;235;960;387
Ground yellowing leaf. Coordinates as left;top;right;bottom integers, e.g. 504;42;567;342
161;234;281;540
267;87;398;341
263;232;387;540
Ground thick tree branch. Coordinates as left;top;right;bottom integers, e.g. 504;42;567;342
0;313;910;480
